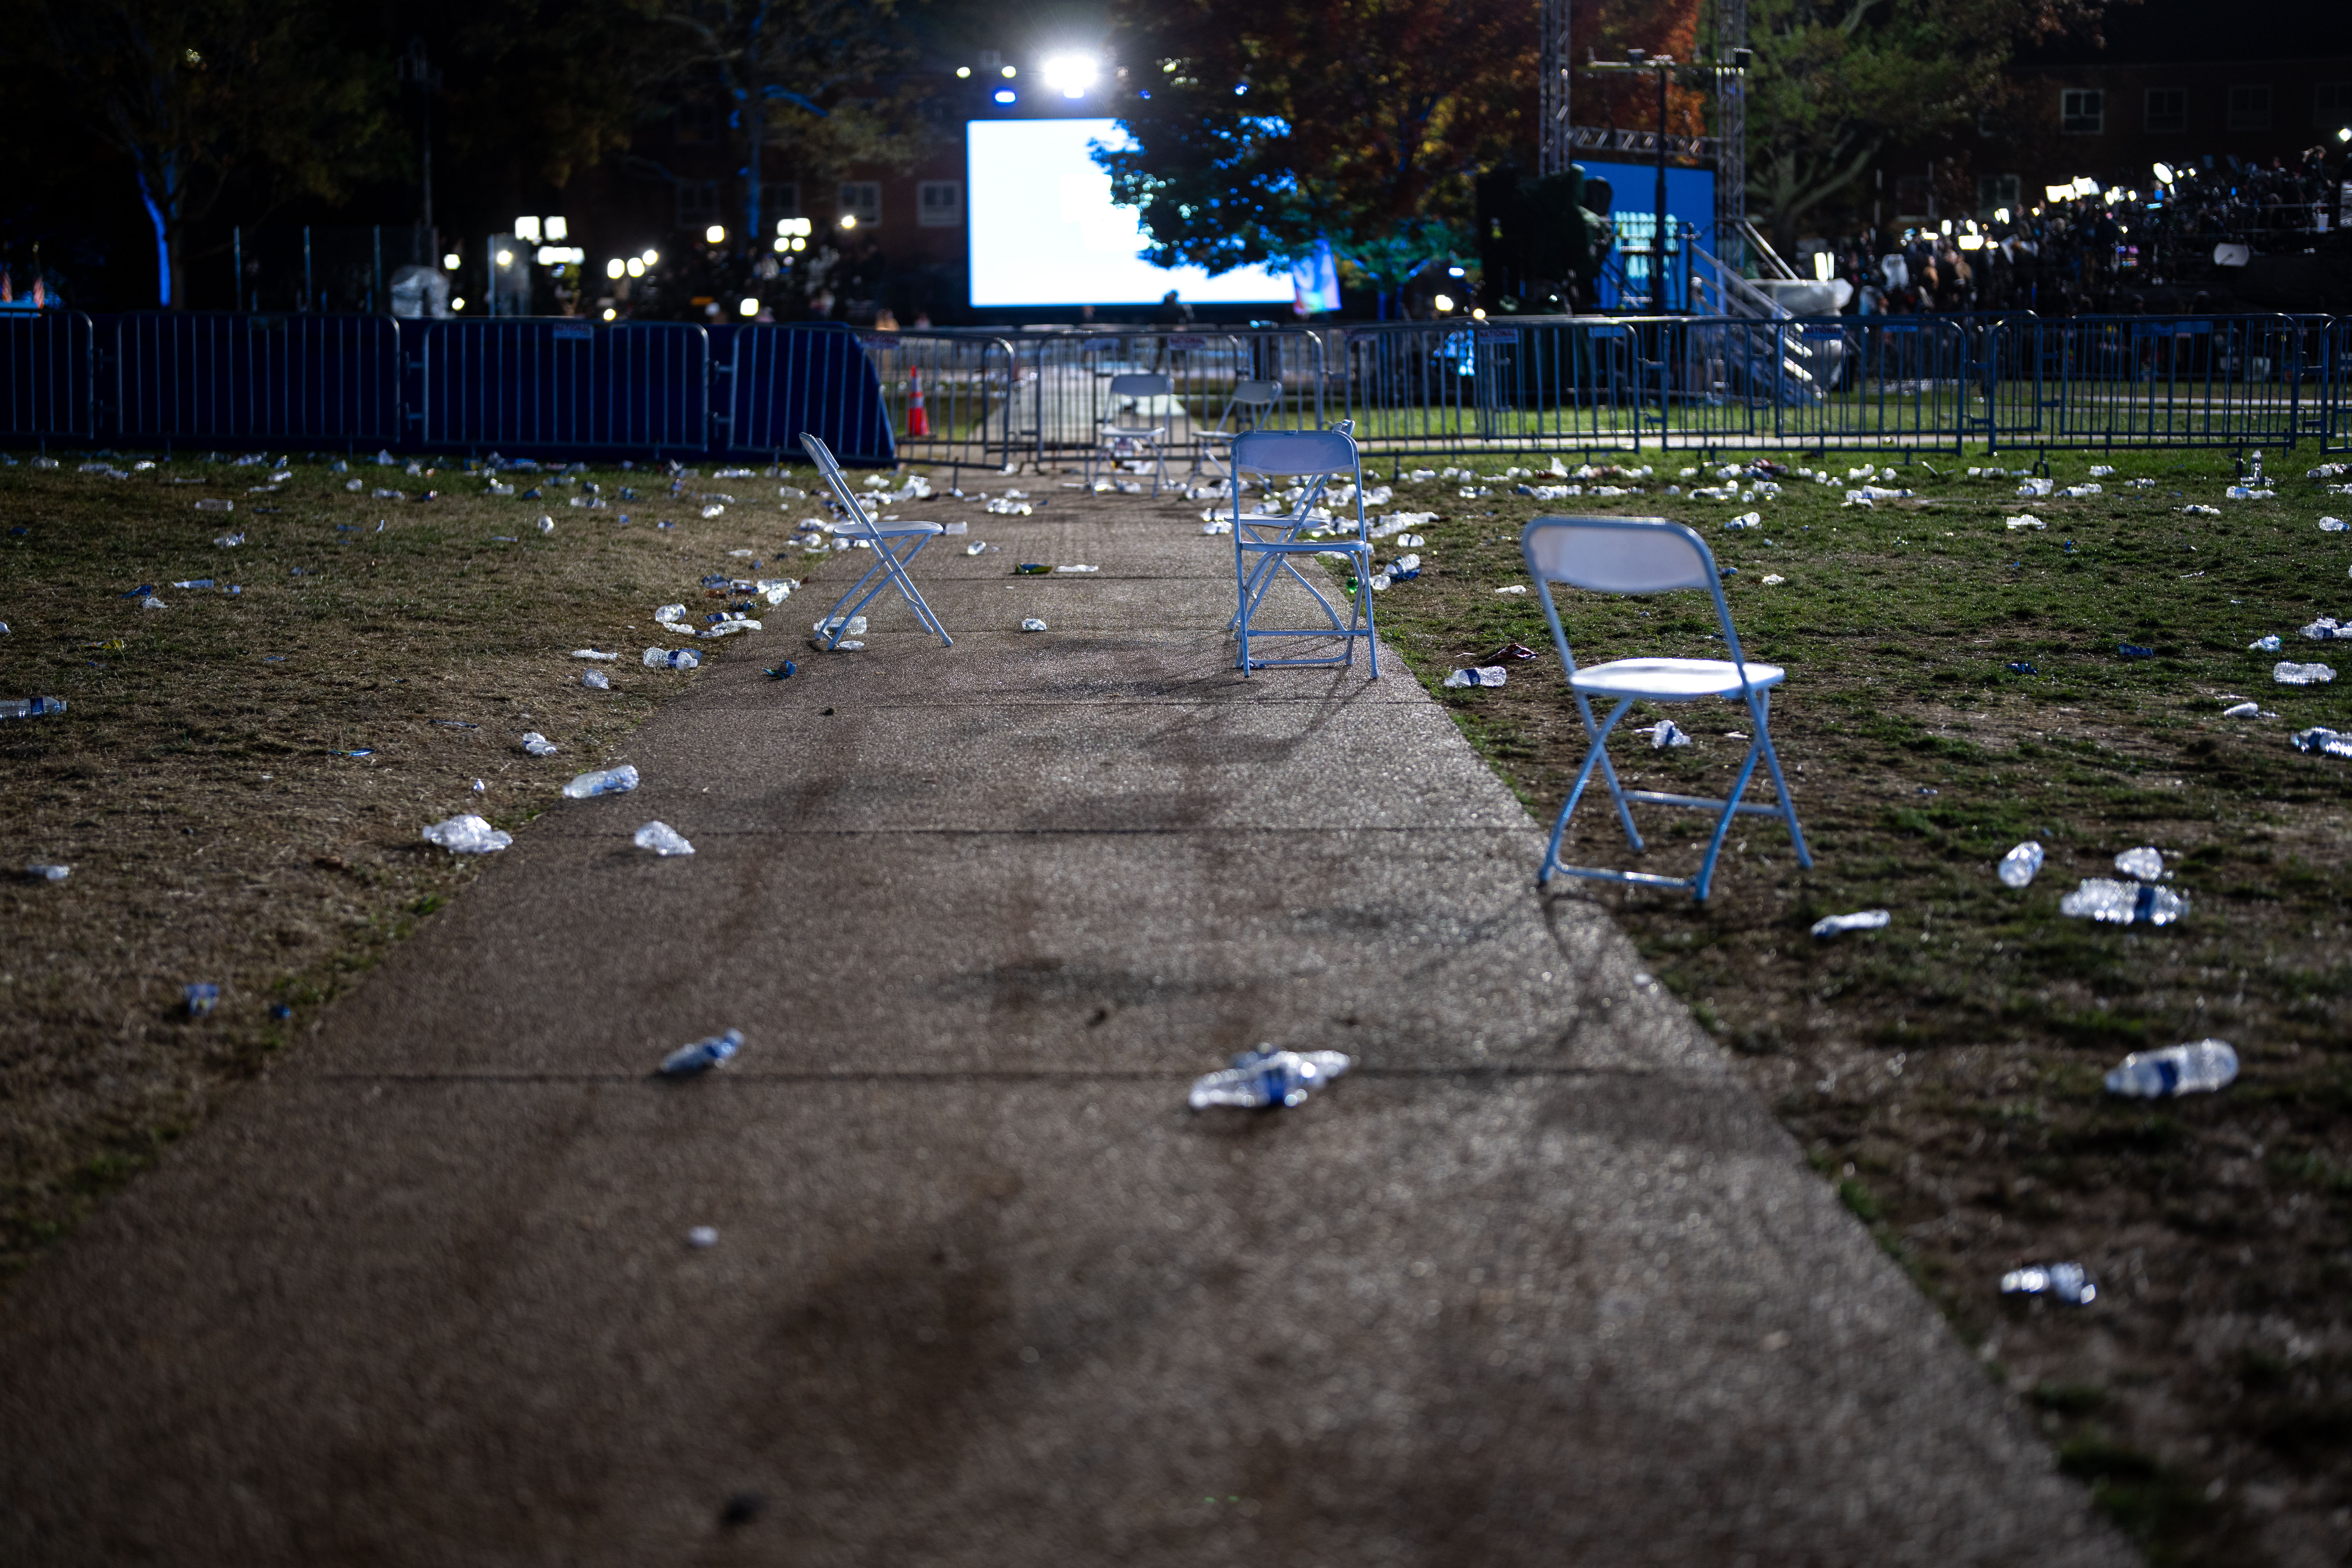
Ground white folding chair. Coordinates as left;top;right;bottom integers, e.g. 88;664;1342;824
1522;515;1809;900
1230;425;1377;677
1088;372;1172;496
1196;378;1282;480
800;433;951;651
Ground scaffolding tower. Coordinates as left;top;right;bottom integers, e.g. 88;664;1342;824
1714;0;1748;271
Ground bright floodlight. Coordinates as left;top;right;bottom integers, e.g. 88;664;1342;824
641;249;658;265
1432;293;1454;312
544;216;568;241
1995;207;2010;223
705;225;726;244
1000;64;1016;78
1043;55;1098;98
514;216;542;242
956;66;971;78
993;88;1016;104
442;253;461;270
2339;126;2350;142
626;257;645;278
774;238;789;253
2153;162;2174;184
602;307;616;321
840;214;858;230
739;297;760;316
1811;250;1833;281
495;249;513;267
606;258;625;279
451;297;466;310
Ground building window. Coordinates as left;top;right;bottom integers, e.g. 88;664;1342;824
2317;82;2352;133
2144;88;2187;134
2060;89;2103;135
1976;173;2021;217
675;102;718;146
838;181;882;227
2227;85;2271;131
768;182;800;222
676;180;719;232
918;181;964;228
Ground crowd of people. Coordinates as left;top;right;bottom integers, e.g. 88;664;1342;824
1811;147;2348;316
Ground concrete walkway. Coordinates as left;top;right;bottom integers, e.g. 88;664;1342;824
0;488;2130;1564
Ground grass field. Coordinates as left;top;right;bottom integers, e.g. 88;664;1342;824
1359;446;2352;1566
0;453;828;1283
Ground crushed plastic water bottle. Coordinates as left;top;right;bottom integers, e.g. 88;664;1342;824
1019;617;1048;632
1810;909;1891;938
633;820;695;856
582;667;610;690
1187;1046;1352;1111
1649;719;1692;748
1997;841;2044;888
2249;635;2282;652
813;615;867;637
2059;878;2186;925
572;648;620;662
2105;1038;2238;1099
521;731;558;757
2000;1262;2097;1306
563;763;640;799
421;814;512;853
194;498;233;512
1443;665;1508;688
2292;726;2352;757
659;1027;743;1076
2113;846;2165;880
1725;512;1761;530
2;697;69;721
2222;701;2260;717
184;982;221;1017
642;647;701;670
2273;661;2336;685
2004;514;2046;530
25;861;70;882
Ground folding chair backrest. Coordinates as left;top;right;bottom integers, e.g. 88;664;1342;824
800;432;878;537
1232;428;1358;480
1107;372;1171;399
1523;516;1715;595
1231;379;1280;412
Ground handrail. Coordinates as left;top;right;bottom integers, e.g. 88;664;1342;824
1692;245;1789;320
1739;221;1801;281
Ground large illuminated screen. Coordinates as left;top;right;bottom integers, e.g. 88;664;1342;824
967;118;1292;308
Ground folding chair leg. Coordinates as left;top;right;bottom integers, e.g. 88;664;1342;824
1541;697;1634;885
1574;691;1645;850
1747;689;1813;867
1691;744;1766;902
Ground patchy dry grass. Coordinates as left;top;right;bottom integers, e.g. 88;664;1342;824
1365;446;2352;1568
0;453;839;1282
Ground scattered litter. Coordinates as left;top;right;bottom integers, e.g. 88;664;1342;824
1019;618;1049;632
764;662;796;680
2292;726;2352;757
2117;644;2155;659
2004;514;2046;531
472;779;486;793
2248;634;2283;652
2059;878;2186;925
633;820;695;856
2225;485;2274;501
1187;1046;1352;1111
687;1227;719;1249
2301;617;2348;641
1443;666;1508;688
213;533;245;548
1725;512;1762;530
2113;845;2166;880
583;668;610;690
642;648;702;670
659;1027;743;1076
194;498;233;512
2006;662;2038;675
2180;504;2221;516
2273;661;2336;685
521;732;559;757
1;697;69;720
1761;574;1786;586
1013;563;1049;575
340;748;374;757
562;763;640;799
572;649;620;662
1811;909;1891;938
421;814;513;853
701;505;724;519
1481;642;1539;664
537;516;555;535
2000;1263;2097;1306
1493;584;1528;596
25;862;69;883
1055;564;1099;574
2320;517;2347;533
184;983;221;1017
1997;841;2044;888
1649;719;1692;749
2106;1038;2238;1099
2222;701;2260;717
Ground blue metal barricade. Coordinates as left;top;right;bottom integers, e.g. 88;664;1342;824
112;312;402;444
1984;314;2304;452
720;324;896;465
420;319;709;455
0;310;95;442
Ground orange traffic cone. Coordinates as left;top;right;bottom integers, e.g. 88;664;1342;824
906;368;931;437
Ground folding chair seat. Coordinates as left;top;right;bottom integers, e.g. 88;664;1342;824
1088;372;1172;496
800;432;952;651
1229;425;1377;677
1521;515;1810;900
1196;378;1282;481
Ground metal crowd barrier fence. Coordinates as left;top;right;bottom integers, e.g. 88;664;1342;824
722;323;899;465
1980;314;2307;452
2;309;2347;461
419;319;710;456
113;312;403;445
0;310;94;441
